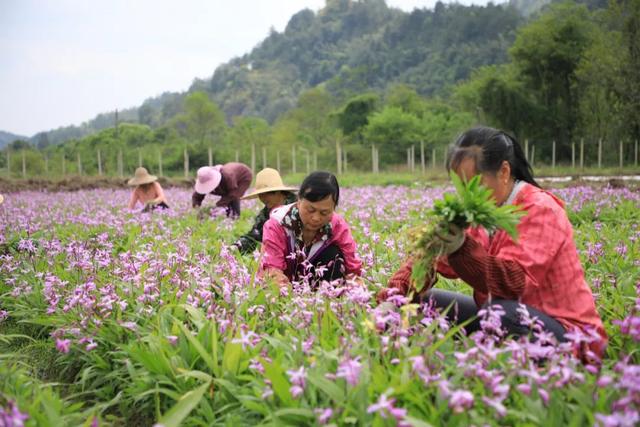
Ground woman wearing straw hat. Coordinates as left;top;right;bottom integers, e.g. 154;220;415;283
127;167;169;211
192;162;252;218
232;168;297;254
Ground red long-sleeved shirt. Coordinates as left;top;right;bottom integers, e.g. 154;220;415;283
389;183;606;355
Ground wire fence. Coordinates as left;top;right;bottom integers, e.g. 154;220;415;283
1;139;638;179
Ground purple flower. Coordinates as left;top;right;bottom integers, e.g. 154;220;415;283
55;338;71;353
449;389;474;413
0;401;29;427
336;357;362;387
166;335;178;346
287;366;306;399
315;408;333;425
367;393;407;421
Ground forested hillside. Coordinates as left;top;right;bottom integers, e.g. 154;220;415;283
4;0;638;177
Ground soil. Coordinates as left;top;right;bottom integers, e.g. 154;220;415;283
0;176;196;193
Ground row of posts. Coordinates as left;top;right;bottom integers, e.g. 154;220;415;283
4;139;640;178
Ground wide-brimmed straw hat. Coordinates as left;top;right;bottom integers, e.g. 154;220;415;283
241;168;297;200
127;167;158;186
194;166;222;195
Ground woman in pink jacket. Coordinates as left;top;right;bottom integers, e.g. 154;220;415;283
261;171;362;288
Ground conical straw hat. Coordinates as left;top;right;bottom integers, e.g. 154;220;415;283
241;168;297;200
127;167;158;186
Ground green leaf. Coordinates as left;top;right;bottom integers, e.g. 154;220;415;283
157;380;211;427
260;358;293;406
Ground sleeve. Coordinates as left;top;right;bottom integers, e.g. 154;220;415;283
192;191;205;208
234;210;267;254
447;203;564;300
127;190;139;209
216;169;239;207
332;217;362;276
260;219;288;272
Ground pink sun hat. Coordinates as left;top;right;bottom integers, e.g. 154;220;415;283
194;166;222;195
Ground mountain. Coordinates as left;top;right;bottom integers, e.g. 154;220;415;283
24;0;603;147
0;131;28;149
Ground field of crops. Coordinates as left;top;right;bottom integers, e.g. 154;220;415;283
0;183;638;426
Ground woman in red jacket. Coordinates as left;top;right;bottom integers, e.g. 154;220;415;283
378;127;606;356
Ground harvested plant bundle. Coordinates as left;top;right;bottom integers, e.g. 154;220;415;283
410;173;525;292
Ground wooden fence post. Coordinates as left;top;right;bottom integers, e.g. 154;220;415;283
597;138;602;169
251;143;256;174
183;148;189;178
531;145;535;168
552;140;556;169
619;140;624;170
22;150;26;178
580;139;584;170
44;153;49;175
292;146;296;174
77;152;82;176
97;150;103;176
432;148;436;169
138;149;142;167
420;140;425;173
62;153;66;176
371;145;375;173
158;151;163;177
6;151;10;176
635;139;638;167
524;139;529;162
262;146;267;169
277;151;281;172
571;142;575;170
343;148;348;172
407;147;411;171
208;147;213;166
411;145;415;172
336;140;342;175
306;150;310;174
117;150;123;178
235;150;239;162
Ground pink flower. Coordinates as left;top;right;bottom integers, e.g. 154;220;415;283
336;357;362;387
367;393;407;421
449;389;474;413
315;408;333;425
55;338;71;353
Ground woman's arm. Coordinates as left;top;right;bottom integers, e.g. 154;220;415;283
152;182;167;204
127;190;139;209
447;202;565;299
260;219;289;285
331;216;362;276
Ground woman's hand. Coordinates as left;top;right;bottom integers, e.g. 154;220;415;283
435;224;465;255
265;268;290;287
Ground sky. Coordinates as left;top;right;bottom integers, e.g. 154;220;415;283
0;0;494;137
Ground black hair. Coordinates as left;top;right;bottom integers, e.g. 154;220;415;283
298;171;340;206
446;126;540;188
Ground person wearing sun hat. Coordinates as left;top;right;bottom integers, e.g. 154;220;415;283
127;167;169;211
0;194;4;205
192;162;253;218
231;168;298;254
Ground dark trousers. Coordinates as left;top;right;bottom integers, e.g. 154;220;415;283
301;244;345;284
422;289;566;342
142;201;169;212
225;199;241;218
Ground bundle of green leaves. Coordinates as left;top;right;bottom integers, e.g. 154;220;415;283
410;173;525;292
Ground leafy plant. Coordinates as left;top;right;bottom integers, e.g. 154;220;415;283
409;172;525;292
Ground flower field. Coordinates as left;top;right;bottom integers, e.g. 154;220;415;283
0;184;638;427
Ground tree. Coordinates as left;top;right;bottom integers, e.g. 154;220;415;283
173;91;226;146
336;93;379;141
509;2;595;147
363;106;424;164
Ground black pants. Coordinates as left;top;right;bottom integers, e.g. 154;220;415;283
142;201;169;212
301;244;345;284
422;289;566;342
225;199;241;218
